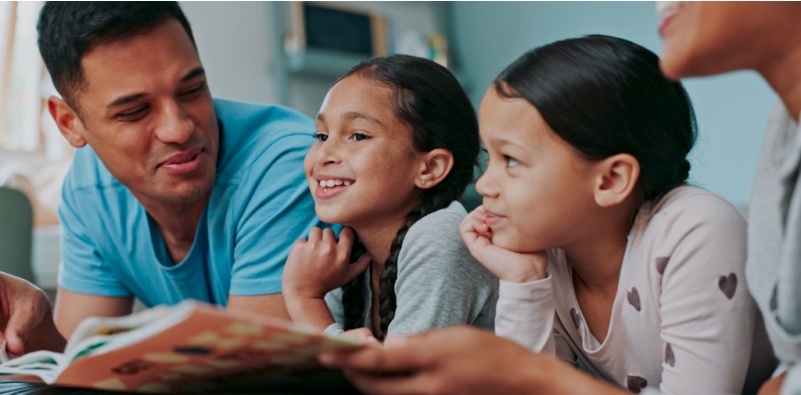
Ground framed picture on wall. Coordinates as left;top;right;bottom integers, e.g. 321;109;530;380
285;2;388;58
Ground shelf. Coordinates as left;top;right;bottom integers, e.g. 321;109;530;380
286;48;371;79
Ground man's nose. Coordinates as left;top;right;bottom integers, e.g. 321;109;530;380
154;103;193;144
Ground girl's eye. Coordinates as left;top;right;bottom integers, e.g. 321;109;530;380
314;132;329;142
505;156;519;168
352;132;369;142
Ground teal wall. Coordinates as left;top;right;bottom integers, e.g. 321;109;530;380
449;1;777;209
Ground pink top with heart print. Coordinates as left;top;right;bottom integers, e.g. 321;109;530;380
494;185;774;395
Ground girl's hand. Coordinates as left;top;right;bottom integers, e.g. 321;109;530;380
460;206;549;283
282;227;371;299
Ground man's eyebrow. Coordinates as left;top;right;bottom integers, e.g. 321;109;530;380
106;67;206;109
107;93;147;109
181;67;205;83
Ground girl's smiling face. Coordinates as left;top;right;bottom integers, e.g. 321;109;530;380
476;86;600;253
305;75;424;229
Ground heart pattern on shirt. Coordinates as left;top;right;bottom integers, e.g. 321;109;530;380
655;256;669;275
665;343;675;367
718;273;737;299
569;308;581;329
627;287;641;311
626;375;648;393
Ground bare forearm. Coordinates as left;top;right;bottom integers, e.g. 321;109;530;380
285;297;336;330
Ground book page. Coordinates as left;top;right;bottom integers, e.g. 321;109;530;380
0;349;65;383
53;301;363;393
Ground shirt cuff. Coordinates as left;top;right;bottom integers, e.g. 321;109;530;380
323;323;345;337
499;275;553;302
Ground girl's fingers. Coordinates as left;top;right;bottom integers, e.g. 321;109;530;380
337;227;355;247
345;253;371;283
308;227;322;241
322;227;337;244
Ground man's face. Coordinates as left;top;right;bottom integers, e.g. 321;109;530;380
68;19;218;207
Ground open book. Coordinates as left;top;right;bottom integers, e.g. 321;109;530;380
0;300;362;393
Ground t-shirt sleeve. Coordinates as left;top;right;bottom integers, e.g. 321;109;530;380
57;168;131;297
388;210;497;335
656;196;753;395
496;278;556;354
228;133;323;296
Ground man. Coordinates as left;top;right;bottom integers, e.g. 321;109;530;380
319;2;801;395
35;2;322;340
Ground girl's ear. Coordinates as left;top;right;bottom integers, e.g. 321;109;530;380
593;153;639;208
417;148;454;189
48;96;88;148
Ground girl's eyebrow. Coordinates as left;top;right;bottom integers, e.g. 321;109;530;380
315;112;384;127
344;111;384;126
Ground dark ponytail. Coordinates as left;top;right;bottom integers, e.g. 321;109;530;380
338;54;479;339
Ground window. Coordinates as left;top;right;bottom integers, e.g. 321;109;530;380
0;1;48;153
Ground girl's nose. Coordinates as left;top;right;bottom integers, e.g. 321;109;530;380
475;170;499;198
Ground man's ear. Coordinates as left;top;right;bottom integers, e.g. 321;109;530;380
417;148;454;189
593;153;639;208
47;96;88;148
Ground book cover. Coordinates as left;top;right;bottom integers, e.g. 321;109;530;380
0;300;362;393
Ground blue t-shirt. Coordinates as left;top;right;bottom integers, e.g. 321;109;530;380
58;99;324;308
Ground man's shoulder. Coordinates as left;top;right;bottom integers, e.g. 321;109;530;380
214;98;313;141
214;98;315;177
66;146;120;191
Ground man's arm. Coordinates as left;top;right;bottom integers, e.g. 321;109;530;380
53;287;133;339
226;130;325;319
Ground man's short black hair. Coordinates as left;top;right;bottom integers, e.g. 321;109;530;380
37;1;196;109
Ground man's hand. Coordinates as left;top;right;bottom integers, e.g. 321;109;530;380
0;273;65;355
460;206;549;283
320;326;629;395
319;326;545;395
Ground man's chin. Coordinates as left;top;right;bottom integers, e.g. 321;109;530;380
154;177;216;205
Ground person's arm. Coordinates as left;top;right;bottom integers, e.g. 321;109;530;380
282;227;369;329
459;206;555;351
0;273;65;354
53;288;133;339
656;195;754;394
320;326;630;395
226;132;336;320
495;278;556;353
55;158;135;339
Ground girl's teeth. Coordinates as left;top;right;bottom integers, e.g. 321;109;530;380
318;179;352;188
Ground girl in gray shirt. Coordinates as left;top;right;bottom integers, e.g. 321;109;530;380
282;55;498;341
